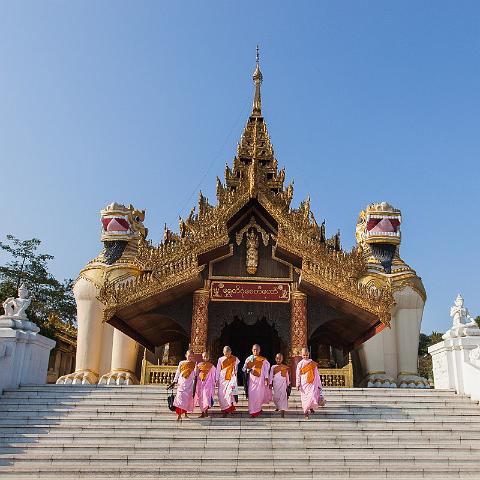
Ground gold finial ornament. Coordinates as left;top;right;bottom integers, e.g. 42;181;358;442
252;45;263;116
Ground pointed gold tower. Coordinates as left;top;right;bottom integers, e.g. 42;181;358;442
223;46;289;203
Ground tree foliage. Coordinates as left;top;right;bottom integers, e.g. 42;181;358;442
418;331;445;381
0;235;76;340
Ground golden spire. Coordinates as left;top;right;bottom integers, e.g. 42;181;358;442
252;45;263;116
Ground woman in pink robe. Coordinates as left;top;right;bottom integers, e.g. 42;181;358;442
269;353;290;418
215;345;240;417
242;344;271;418
172;350;196;421
296;347;324;419
194;352;216;418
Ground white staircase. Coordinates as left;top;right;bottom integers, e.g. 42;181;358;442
1;385;480;479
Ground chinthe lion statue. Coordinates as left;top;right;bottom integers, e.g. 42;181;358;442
56;203;147;385
355;202;429;388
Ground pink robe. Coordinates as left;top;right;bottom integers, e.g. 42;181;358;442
296;359;323;413
215;355;240;412
194;362;216;412
243;355;271;416
269;364;290;411
173;360;196;414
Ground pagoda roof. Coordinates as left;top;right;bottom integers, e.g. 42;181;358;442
100;50;394;349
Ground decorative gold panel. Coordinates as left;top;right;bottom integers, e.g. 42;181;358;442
140;360;177;385
319;361;353;388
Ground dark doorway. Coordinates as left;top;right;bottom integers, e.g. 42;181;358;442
215;317;284;384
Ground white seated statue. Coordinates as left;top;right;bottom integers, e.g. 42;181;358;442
443;294;480;339
0;283;55;390
2;284;32;320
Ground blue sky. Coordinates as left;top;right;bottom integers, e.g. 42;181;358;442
1;2;479;334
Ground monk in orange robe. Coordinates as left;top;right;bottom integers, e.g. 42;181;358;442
296;347;325;419
242;344;271;418
215;346;240;417
172;350;196;422
269;353;290;418
195;352;216;418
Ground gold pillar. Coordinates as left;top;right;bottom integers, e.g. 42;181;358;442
291;291;307;356
191;288;210;356
290;291;307;385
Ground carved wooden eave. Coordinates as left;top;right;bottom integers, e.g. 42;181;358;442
99;55;395;328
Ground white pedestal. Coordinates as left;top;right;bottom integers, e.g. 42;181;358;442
429;335;480;401
0;316;56;394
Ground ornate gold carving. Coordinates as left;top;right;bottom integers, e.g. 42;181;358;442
291;291;307;356
140;360;176;385
191;289;209;354
245;230;259;274
319;360;353;388
100;252;205;322
235;216;270;247
97;51;395;329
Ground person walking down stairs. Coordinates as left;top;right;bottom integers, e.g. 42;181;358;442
296;347;325;419
172;350;196;422
269;352;290;418
242;344;272;418
215;345;240;417
194;351;216;418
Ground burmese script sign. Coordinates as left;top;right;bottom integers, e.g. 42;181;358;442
210;281;291;303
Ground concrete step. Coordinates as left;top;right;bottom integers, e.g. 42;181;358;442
0;417;474;429
0;404;480;420
3;430;480;443
2;452;480;467
0;464;479;479
2;442;480;453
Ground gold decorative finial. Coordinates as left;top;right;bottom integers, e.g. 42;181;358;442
252;45;263;116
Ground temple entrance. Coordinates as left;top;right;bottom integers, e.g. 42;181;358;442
213;317;284;384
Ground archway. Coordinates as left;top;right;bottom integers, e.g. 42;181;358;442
213;317;284;384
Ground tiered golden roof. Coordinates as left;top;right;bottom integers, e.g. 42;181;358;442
100;50;394;326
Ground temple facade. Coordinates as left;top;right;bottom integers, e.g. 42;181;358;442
58;51;428;388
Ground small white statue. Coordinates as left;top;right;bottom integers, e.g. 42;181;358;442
443;294;479;339
450;294;475;327
2;284;32;320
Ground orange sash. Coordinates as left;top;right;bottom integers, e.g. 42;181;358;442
273;364;289;378
300;360;318;384
179;361;196;379
198;362;213;381
221;356;237;381
246;356;266;377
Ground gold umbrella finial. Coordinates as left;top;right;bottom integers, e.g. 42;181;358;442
252;45;263;116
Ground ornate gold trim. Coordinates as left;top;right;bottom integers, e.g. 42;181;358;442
235;216;270;247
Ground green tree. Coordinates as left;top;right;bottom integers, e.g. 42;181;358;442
418;333;430;356
0;235;76;340
418;331;445;382
476;316;480;328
